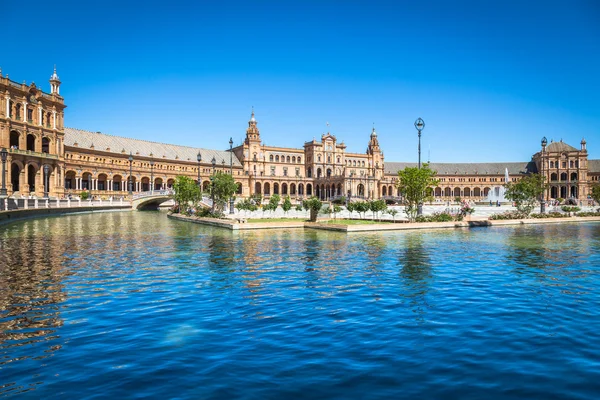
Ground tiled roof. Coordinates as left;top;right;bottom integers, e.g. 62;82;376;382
546;141;579;153
589;159;600;173
64;127;242;167
384;161;538;176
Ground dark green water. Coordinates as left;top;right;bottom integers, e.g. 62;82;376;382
1;211;599;399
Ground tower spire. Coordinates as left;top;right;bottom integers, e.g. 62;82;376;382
245;107;260;143
49;65;61;95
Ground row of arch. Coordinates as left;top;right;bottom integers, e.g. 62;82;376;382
382;186;498;198
64;171;175;192
7;160;57;194
254;182;311;196
550;172;578;182
269;154;302;164
549;185;578;199
9;130;52;153
549;160;579;169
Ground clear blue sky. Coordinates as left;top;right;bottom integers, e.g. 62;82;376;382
2;0;599;162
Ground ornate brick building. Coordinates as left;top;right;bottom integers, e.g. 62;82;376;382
0;68;66;198
1;70;599;203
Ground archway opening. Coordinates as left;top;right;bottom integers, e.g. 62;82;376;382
11;163;21;192
10;131;20;149
28;165;37;193
27;134;36;151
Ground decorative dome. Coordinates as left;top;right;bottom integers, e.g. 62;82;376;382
50;65;60;81
371;127;377;138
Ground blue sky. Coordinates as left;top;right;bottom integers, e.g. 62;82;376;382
2;0;599;162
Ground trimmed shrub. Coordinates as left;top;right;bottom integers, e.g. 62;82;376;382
561;206;581;213
530;212;569;219
575;211;600;217
489;211;527;220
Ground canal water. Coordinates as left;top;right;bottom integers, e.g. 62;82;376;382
0;212;599;399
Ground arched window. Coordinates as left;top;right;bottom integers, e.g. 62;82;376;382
337;156;340;163
560;172;567;181
326;168;332;177
549;161;554;168
297;157;301;163
362;161;365;167
327;156;331;163
551;173;558;181
26;134;36;151
270;155;273;161
307;167;312;178
318;155;321;162
292;156;296;163
275;155;279;162
317;168;322;178
10;131;20;149
42;137;50;153
286;156;290;163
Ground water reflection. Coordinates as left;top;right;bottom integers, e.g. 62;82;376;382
0;214;599;399
0;229;68;397
398;233;433;322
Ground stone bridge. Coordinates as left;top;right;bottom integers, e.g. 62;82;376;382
131;190;212;211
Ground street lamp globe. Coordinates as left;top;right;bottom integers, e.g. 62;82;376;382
414;117;425;132
197;152;202;163
541;137;547;147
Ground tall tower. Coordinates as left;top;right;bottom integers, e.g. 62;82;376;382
50;66;61;95
245;108;260;144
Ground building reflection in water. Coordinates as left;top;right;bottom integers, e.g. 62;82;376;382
0;220;69;397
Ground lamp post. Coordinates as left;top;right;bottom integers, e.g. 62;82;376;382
0;148;7;197
229;137;235;214
414;117;425;216
197;151;202;191
150;154;155;194
43;164;49;198
211;156;216;213
540;136;547;213
128;152;133;196
348;172;353;205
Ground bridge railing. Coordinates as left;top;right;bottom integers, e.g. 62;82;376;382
132;189;174;200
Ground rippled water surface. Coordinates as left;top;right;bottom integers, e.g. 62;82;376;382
1;211;599;399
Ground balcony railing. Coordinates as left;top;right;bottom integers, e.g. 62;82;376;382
8;148;59;160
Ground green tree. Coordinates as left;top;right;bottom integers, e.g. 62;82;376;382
333;204;342;220
592;184;600;206
267;194;281;215
172;175;201;213
354;201;370;219
347;202;356;218
302;197;323;222
210;173;238;214
369;199;387;221
282;196;292;215
389;209;399;222
504;173;547;217
396;163;439;222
